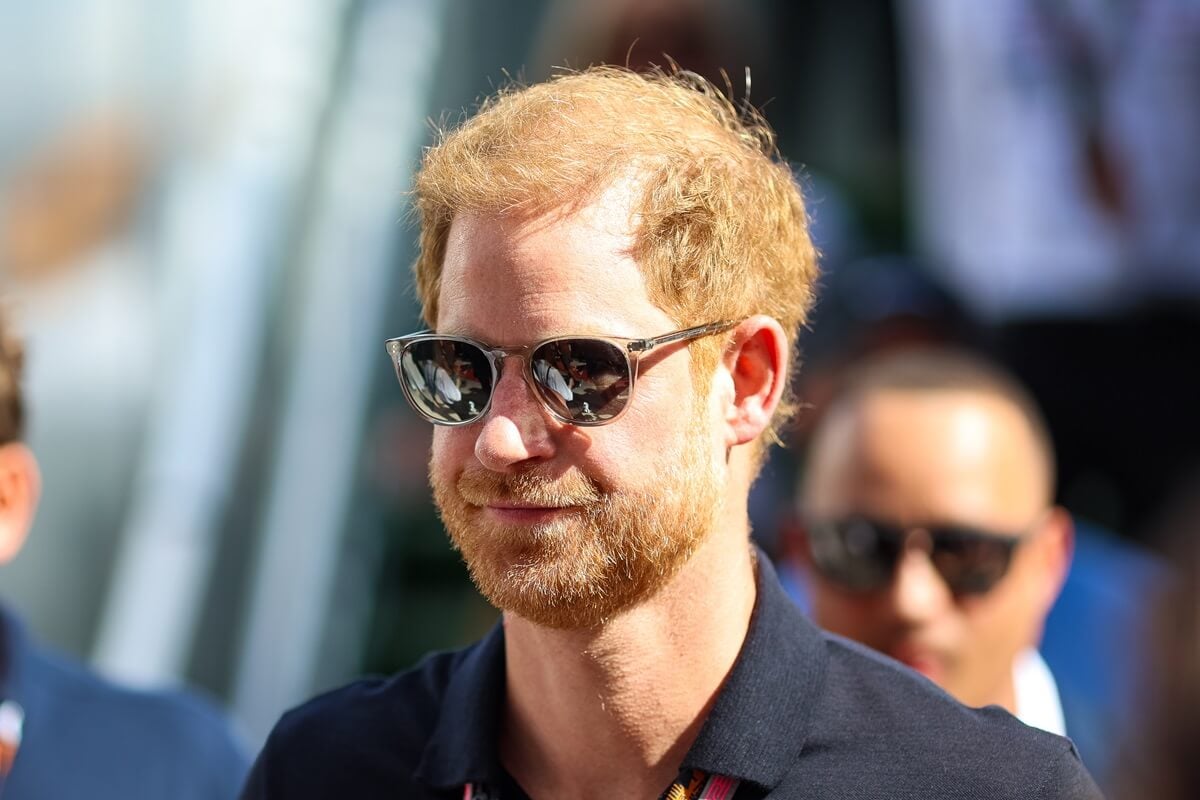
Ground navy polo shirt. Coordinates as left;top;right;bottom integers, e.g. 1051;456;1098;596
243;555;1101;799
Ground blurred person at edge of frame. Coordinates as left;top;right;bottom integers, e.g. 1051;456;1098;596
0;312;249;799
0;1;187;659
242;67;1098;800
1111;475;1200;800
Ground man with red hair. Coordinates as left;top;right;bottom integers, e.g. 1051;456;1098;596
245;68;1099;799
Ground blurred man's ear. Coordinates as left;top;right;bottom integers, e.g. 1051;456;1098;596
1032;507;1074;614
0;443;39;564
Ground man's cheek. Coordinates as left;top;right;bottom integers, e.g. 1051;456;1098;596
429;431;467;479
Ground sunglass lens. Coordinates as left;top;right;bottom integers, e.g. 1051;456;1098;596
396;339;493;423
529;339;631;423
930;530;1018;594
809;518;899;591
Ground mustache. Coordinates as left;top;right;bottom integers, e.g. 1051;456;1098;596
457;467;603;508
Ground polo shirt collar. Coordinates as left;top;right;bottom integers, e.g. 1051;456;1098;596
414;552;827;793
413;620;508;790
679;553;827;790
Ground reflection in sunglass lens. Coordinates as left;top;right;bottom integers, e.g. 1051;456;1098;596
929;530;1017;595
809;518;1021;595
530;338;631;423
398;339;493;423
809;519;901;591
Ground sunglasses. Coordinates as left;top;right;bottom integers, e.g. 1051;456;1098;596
804;516;1034;595
385;321;738;426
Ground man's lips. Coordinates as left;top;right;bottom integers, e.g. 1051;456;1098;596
482;503;581;523
888;644;948;682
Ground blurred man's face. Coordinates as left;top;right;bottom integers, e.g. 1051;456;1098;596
0;441;39;565
427;182;726;629
801;389;1067;710
0;115;142;280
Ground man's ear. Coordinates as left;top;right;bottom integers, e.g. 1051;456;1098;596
720;316;789;448
0;443;39;565
1032;506;1074;613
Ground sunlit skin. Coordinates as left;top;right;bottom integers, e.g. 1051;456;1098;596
800;389;1072;712
426;179;788;799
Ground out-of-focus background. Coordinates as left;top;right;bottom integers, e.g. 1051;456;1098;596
0;0;1196;752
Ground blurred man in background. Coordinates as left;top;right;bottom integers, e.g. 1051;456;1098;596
0;1;163;664
791;348;1077;732
0;312;249;799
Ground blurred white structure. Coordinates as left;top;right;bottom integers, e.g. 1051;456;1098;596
900;0;1200;320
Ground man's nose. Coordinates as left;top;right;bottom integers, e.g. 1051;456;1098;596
888;547;953;626
473;361;556;471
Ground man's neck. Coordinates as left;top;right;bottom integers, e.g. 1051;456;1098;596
1010;649;1066;736
499;530;757;800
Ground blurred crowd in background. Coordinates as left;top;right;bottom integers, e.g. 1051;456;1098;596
0;0;1197;793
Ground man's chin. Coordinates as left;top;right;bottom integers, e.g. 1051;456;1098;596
886;642;952;685
456;521;705;630
463;546;657;630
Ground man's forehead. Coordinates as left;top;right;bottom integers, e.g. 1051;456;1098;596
445;172;644;247
443;206;628;268
806;388;1047;524
436;191;674;340
851;389;1037;458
